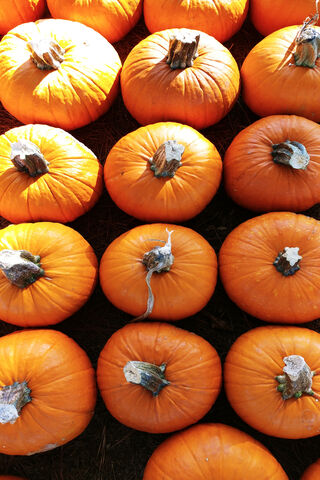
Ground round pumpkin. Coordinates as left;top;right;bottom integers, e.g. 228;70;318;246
97;322;222;433
143;423;288;479
0;222;98;327
99;224;217;321
0;0;45;35
225;325;320;439
0;124;103;223
302;459;320;479
143;0;249;43
0;329;96;455
120;28;240;130
0;19;121;130
224;115;320;212
104;122;222;222
219;212;320;324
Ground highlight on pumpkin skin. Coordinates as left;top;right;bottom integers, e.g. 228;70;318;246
0;0;45;36
301;458;320;479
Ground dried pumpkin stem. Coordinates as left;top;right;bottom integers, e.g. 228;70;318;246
272;141;309;170
0;249;44;288
123;361;170;397
276;355;319;400
167;30;200;69
273;247;302;276
11;139;49;177
294;14;320;67
149;140;184;178
0;381;31;424
27;37;65;70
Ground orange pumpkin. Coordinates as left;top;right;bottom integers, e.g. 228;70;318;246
0;329;96;455
0;0;45;35
225;326;320;439
219;212;320;324
120;28;240;130
99;224;217;321
0;19;121;130
224;115;320;212
301;459;320;479
0;477;27;480
0;124;103;223
97;322;221;433
0;222;98;327
143;423;288;479
104;122;222;222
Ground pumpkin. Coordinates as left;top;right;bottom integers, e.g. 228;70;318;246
0;124;103;223
219;212;320;324
99;224;217;321
104;122;222;222
0;477;27;480
241;18;320;121
0;19;121;130
0;222;98;327
97;322;221;433
120;28;240;130
225;325;320;439
224;115;320;212
0;329;96;455
0;0;45;35
47;0;143;44
143;0;249;43
301;459;320;479
143;423;288;479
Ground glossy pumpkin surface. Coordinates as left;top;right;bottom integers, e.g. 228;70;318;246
301;459;320;479
104;122;222;222
0;329;96;455
0;0;45;35
225;326;320;439
143;423;288;479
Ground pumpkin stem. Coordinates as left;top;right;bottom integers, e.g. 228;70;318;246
0;381;31;424
123;361;170;397
275;355;319;400
167;30;200;69
293;14;320;67
272;141;309;170
27;37;65;70
149;140;184;178
11;139;49;177
273;247;302;276
0;249;45;288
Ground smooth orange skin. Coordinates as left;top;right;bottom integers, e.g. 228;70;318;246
144;0;248;43
0;0;45;35
121;29;240;130
0;222;98;327
47;0;143;43
104;122;222;222
301;459;320;479
0;329;96;455
219;212;320;324
241;26;320;122
0;124;103;223
224;115;320;212
99;223;217;321
97;322;221;433
225;326;320;439
143;423;288;479
0;19;121;131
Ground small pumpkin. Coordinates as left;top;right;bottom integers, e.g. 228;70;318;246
104;122;222;222
143;423;288;479
120;28;240;130
0;222;98;327
99;224;217;321
301;459;320;479
0;0;45;35
0;329;96;455
224;325;320;439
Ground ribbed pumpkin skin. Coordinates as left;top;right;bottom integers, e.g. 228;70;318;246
99;223;217;321
121;29;240;130
241;26;320;121
0;329;96;455
0;222;98;327
224;115;320;212
47;0;142;43
225;326;320;439
104;122;222;222
219;212;320;324
143;423;288;479
0;0;45;35
302;459;320;479
144;0;249;43
0;19;121;130
0;124;103;223
97;322;222;433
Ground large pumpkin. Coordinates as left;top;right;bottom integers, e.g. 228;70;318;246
225;326;320;439
224;115;320;212
0;0;45;35
99;224;217;321
143;423;288;479
0;329;96;455
0;19;121;130
120;28;240;130
0;222;98;326
219;212;320;324
104;122;222;222
97;322;221;433
302;459;320;479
